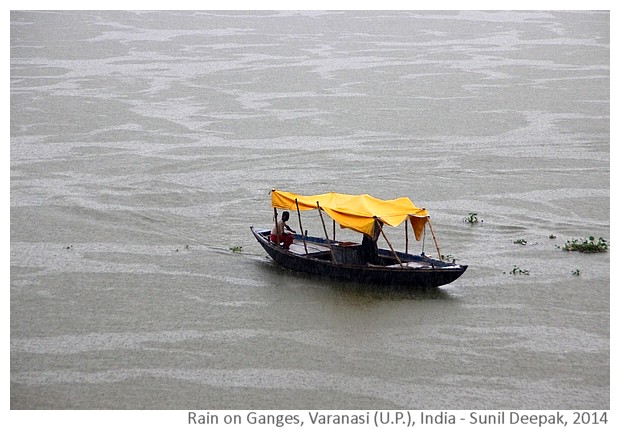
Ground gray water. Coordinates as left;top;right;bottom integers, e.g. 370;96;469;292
10;10;609;410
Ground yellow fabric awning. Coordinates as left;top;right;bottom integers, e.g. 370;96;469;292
271;189;430;240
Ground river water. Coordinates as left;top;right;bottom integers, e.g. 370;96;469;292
10;10;609;410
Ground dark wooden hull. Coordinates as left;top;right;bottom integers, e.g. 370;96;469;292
251;227;467;289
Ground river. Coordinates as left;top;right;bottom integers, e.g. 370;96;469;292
10;10;609;410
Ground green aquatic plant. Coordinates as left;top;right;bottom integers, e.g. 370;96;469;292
441;254;457;263
549;234;556;239
561;236;609;253
463;212;482;224
513;239;527;245
229;246;243;253
572;269;581;276
507;265;530;275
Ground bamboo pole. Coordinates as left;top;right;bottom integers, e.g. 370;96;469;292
405;217;409;255
426;218;442;260
317;202;336;263
295;199;308;255
272;208;278;244
375;218;403;267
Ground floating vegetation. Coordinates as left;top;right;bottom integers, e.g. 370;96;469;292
229;246;243;253
572;269;581;276
549;234;556;239
561;236;609;253
513;239;527;245
441;254;457;263
463;212;483;224
506;265;530;275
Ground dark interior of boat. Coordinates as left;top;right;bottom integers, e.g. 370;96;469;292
258;229;425;268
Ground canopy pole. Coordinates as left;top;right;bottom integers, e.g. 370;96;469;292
332;219;336;241
375;217;403;267
427;218;442;259
273;208;278;243
405;218;409;255
317;202;336;263
295;199;308;255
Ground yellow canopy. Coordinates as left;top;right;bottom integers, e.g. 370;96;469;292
271;189;430;240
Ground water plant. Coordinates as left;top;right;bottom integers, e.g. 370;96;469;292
572;269;581;276
441;254;457;263
549;234;556;239
561;236;609;253
513;239;527;245
507;265;530;275
230;246;243;253
463;212;482;224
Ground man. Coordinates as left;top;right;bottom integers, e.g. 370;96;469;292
270;211;296;249
361;219;382;264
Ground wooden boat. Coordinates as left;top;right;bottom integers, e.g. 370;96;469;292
251;190;467;289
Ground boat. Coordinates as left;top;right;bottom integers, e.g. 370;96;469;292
250;190;467;289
